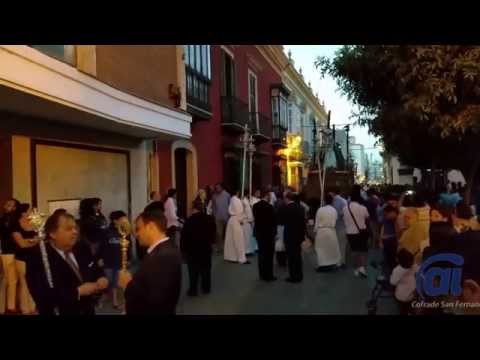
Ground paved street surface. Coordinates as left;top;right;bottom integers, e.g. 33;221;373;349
98;246;398;315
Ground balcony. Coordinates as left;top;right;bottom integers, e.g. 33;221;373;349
249;112;271;144
272;125;287;148
221;96;271;142
221;96;249;133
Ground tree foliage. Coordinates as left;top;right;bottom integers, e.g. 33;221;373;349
316;46;480;136
315;46;480;195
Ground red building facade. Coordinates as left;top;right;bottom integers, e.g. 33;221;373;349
190;45;288;193
157;45;289;218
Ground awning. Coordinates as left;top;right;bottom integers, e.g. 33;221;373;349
0;46;191;140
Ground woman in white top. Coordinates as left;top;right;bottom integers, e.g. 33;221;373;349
224;190;249;264
164;189;180;244
314;193;341;272
343;185;370;278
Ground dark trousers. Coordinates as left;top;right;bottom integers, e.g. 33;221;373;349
257;235;275;280
276;251;287;267
382;237;398;277
285;240;303;281
187;255;212;294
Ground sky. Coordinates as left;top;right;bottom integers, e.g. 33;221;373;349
283;45;382;162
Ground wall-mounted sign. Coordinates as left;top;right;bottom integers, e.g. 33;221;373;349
47;199;81;219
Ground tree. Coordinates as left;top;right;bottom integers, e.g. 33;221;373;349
316;46;480;202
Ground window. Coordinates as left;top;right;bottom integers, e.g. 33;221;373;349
288;103;293;132
271;85;289;143
248;70;258;128
221;49;235;97
248;70;258;114
30;45;75;65
185;45;212;116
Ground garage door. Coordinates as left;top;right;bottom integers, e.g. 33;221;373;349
34;142;129;219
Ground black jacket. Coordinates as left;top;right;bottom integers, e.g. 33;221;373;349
25;241;105;315
79;214;108;244
125;239;182;315
180;212;216;258
98;226;131;269
252;200;277;239
0;213;15;254
282;202;306;246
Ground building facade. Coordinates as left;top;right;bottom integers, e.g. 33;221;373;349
180;45;289;206
383;154;413;185
350;138;366;182
0;45;191;227
282;51;328;192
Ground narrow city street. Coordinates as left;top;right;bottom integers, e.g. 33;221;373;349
99;247;398;315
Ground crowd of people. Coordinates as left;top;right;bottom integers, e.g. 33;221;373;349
1;177;480;315
352;182;480;315
0;194;181;315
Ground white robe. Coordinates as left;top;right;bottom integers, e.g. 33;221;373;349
224;196;247;263
242;197;257;254
314;205;341;267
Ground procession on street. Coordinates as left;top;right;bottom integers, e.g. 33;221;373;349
1;44;480;316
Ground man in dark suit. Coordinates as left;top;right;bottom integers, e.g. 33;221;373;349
282;191;306;283
118;209;182;315
253;188;277;282
26;211;108;315
180;200;216;296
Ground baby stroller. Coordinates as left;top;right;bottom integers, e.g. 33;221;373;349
366;249;394;315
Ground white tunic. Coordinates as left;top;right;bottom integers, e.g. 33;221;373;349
314;205;341;267
224;196;247;263
164;197;179;228
242;197;257;254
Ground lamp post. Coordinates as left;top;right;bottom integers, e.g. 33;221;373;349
241;124;256;199
248;138;256;199
241;124;249;198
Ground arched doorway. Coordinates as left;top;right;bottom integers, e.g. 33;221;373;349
223;151;240;194
172;141;198;219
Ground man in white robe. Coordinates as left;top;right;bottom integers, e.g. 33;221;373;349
224;191;249;264
242;195;257;255
314;193;341;272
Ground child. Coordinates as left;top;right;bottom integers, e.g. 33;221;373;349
379;205;399;276
390;249;417;315
98;210;130;309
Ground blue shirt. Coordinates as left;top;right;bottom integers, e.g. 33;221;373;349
212;190;231;222
382;219;396;239
332;195;347;225
439;192;462;207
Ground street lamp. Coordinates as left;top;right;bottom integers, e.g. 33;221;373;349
241;124;256;199
248;139;256;199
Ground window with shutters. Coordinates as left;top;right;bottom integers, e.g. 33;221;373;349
184;45;212;118
221;49;235;98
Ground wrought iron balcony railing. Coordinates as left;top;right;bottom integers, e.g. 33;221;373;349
221;96;271;141
272;125;287;147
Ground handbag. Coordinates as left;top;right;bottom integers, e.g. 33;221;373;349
347;203;369;242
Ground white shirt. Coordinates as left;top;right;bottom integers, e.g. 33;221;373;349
164;197;179;228
52;245;80;269
147;237;170;254
390;264;418;302
269;192;277;206
342;201;369;234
